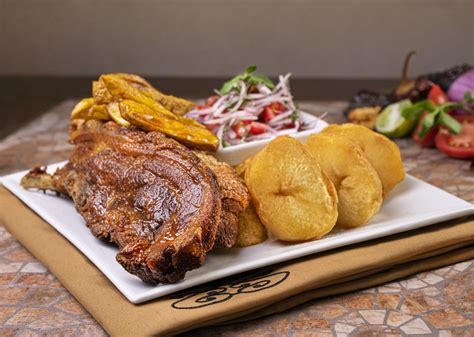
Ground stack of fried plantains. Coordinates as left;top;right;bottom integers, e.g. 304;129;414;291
71;74;219;151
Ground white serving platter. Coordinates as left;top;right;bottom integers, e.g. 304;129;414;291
1;164;473;304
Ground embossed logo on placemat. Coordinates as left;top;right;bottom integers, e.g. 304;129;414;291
171;271;290;309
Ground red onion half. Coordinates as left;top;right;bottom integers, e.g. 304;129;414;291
447;69;474;115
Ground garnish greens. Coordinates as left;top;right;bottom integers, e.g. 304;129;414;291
402;91;474;137
220;66;274;95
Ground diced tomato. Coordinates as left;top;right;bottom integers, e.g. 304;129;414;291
427;85;449;105
270;102;285;114
262;103;286;123
232;122;249;138
435;115;474;159
412;111;438;147
262;106;275;123
205;123;218;132
250;122;267;135
197;95;220;110
205;95;219;107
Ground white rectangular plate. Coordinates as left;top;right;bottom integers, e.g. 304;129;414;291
1;163;473;303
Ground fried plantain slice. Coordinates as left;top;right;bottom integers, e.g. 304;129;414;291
306;133;383;228
71;98;94;119
245;136;338;242
92;80;114;105
106;102;130;127
322;124;405;197
98;74;195;115
114;73;195;115
88;104;110;121
119;100;219;151
71;98;110;121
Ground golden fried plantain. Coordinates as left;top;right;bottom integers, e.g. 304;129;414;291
71;98;110;121
306;133;383;228
322;124;405;197
98;74;195;115
73;74;218;151
88;104;110;121
236;203;268;247
106;102;130;127
71;98;94;119
112;73;195;115
99;74;207;130
99;74;171;114
119;100;219;151
92;80;114;105
245;136;338;242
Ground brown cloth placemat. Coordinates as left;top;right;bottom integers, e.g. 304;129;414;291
0;186;473;336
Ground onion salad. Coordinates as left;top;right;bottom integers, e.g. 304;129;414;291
185;66;326;147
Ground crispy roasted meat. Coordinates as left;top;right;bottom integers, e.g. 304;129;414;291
21;119;250;283
22;120;224;284
193;151;250;248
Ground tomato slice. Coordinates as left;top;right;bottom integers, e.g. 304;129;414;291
197;95;219;110
262;106;275;123
270;102;285;114
262;103;285;123
427;85;449;105
232;122;249;138
249;122;267;135
205;95;219;107
435;115;474;159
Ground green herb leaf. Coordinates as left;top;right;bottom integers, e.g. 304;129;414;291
222;140;230;148
219;79;238;95
401;100;435;120
251;74;275;89
290;110;299;122
415;94;473;138
439;111;463;134
462;91;474;112
219;66;275;94
245;65;257;74
418;110;439;138
464;90;473;102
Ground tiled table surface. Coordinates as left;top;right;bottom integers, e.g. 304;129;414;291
0;100;472;337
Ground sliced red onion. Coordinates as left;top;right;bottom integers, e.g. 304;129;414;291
257;84;272;95
229;81;247;112
269;110;294;124
216;124;225;142
275;128;298;136
270;120;293;129
246;93;267;99
265;125;278;134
